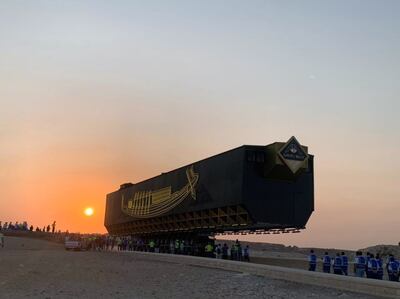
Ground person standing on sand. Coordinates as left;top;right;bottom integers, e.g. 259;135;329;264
333;253;343;275
215;244;222;259
0;232;4;248
341;252;348;275
354;251;366;278
205;243;214;258
387;255;400;282
237;243;243;261
322;252;331;273
366;252;371;278
222;243;228;259
367;254;378;279
376;253;384;280
230;244;236;260
308;249;317;271
243;245;250;262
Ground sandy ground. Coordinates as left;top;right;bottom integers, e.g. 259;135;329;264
0;237;386;299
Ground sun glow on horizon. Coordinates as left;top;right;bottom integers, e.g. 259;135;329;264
84;207;94;217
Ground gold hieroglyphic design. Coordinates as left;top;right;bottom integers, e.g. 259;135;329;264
121;165;199;218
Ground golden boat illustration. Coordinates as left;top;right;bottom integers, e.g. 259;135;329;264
121;166;199;218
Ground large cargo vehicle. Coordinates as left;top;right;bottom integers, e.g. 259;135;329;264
104;137;314;237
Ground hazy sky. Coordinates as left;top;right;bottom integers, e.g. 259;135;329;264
1;1;399;250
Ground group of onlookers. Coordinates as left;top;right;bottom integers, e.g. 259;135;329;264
0;221;58;234
0;221;29;231
308;250;400;282
91;236;251;261
213;241;250;261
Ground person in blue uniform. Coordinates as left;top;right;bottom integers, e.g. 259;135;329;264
243;245;250;262
375;253;384;280
308;249;317;271
333;253;343;275
341;252;348;275
322;252;331;273
365;252;371;278
222;243;228;259
367;254;378;279
354;251;366;278
387;255;399;282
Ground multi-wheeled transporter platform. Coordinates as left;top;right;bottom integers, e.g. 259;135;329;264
104;137;314;239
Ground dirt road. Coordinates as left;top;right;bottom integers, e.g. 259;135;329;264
0;237;385;299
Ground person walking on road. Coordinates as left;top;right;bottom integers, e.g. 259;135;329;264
51;221;56;233
354;251;366;278
376;253;384;280
367;254;378;279
230;244;236;260
0;232;4;248
243;245;250;262
205;243;214;258
341;252;348;275
387;255;400;282
333;253;343;275
174;239;180;254
322;252;331;273
215;244;222;259
222;243;228;259
366;252;371;278
149;239;155;252
308;249;317;271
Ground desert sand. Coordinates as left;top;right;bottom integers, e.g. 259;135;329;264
0;236;386;299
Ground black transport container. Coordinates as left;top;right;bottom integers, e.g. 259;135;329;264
105;137;314;236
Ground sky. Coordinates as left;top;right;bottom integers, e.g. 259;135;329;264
0;0;399;250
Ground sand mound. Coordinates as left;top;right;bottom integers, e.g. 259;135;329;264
359;244;400;258
2;236;63;251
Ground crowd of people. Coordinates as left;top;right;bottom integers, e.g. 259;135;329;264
0;220;71;247
0;221;248;262
76;235;250;261
213;242;250;261
308;249;400;282
0;221;58;234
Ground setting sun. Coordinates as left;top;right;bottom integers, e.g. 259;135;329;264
84;207;94;217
